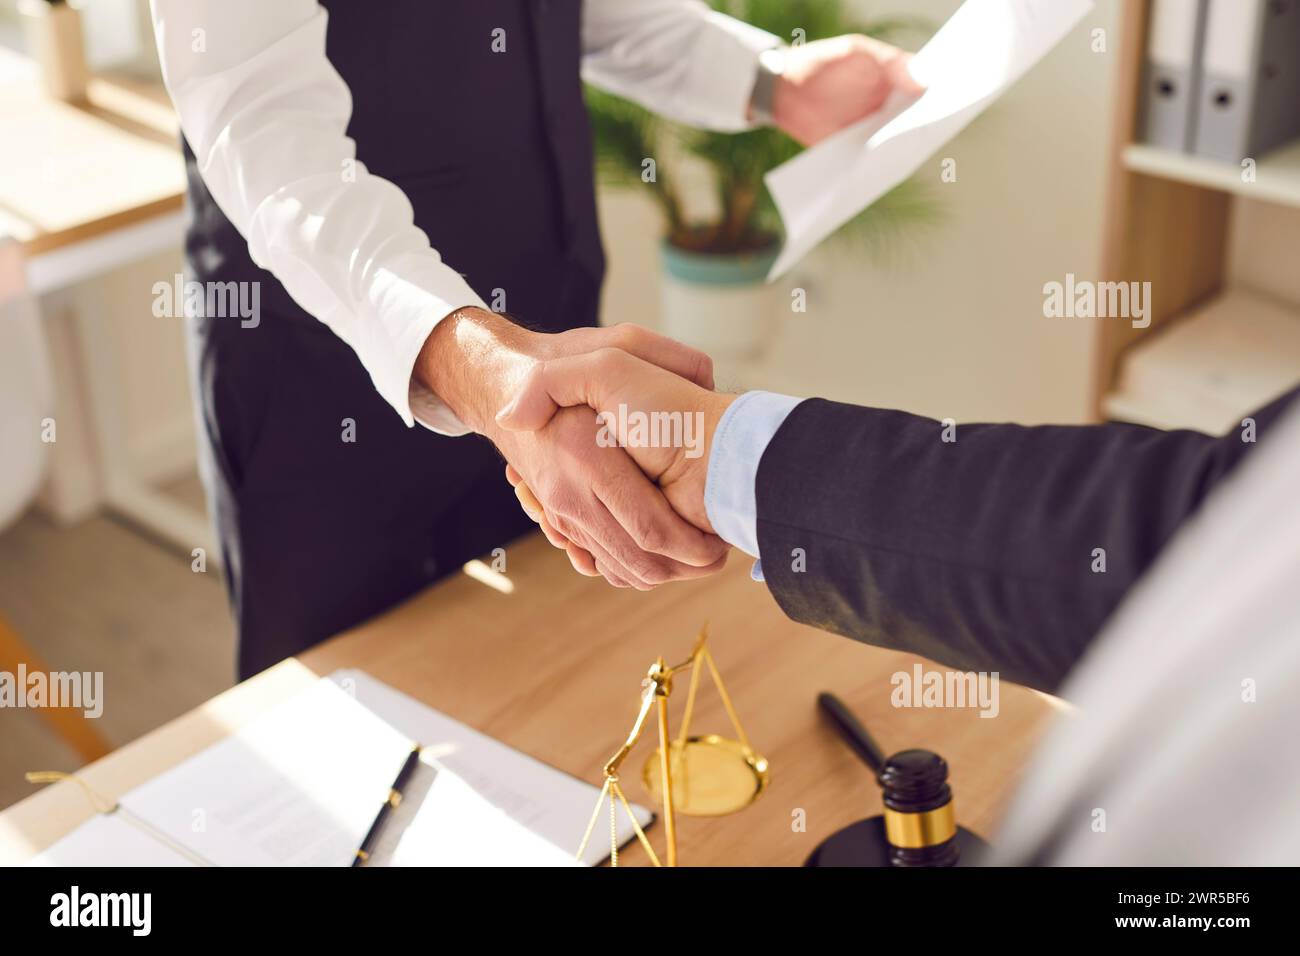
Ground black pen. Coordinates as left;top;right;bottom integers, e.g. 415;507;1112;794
352;746;421;867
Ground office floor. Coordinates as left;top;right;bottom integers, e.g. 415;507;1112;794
0;475;234;811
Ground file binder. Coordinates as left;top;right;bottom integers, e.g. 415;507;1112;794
1139;0;1210;151
1192;0;1300;163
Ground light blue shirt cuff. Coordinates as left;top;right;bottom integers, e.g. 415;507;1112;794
704;391;802;581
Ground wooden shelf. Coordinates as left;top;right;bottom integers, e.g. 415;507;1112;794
1102;288;1300;434
1123;138;1300;210
1092;0;1228;419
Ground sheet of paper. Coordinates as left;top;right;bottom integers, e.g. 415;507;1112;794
766;0;1094;279
332;669;653;866
365;753;578;867
28;812;198;867
41;672;648;867
119;679;415;866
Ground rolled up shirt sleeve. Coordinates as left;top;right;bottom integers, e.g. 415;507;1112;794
705;391;804;578
582;0;779;131
151;0;485;433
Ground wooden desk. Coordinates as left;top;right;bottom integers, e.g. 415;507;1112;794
0;535;1060;866
0;49;184;256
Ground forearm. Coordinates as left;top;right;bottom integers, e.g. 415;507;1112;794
413;308;538;437
152;0;484;426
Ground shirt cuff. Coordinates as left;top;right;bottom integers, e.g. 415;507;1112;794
704;391;802;575
694;13;781;131
408;380;475;437
364;254;488;435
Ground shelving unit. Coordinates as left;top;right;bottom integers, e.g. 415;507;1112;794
1102;288;1300;432
1092;0;1300;431
1123;138;1300;210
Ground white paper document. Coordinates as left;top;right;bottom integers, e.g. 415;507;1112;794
119;679;415;866
29;672;650;867
332;669;652;866
29;812;198;868
766;0;1094;279
367;752;578;867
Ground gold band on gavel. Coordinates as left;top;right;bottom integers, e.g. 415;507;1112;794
882;802;957;849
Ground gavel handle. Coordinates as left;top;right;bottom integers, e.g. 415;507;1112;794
817;692;887;777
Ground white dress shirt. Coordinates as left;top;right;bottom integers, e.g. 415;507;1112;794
149;0;776;433
703;389;802;577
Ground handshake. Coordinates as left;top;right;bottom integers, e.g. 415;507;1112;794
417;308;738;590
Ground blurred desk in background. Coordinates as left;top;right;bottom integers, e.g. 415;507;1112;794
0;47;182;263
0;535;1060;867
0;48;208;552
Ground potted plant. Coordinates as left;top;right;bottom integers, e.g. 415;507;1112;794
586;0;935;358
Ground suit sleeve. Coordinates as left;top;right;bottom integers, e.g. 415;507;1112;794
755;388;1299;694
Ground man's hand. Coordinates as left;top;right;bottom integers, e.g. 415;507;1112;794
495;349;733;563
772;35;923;146
414;309;727;588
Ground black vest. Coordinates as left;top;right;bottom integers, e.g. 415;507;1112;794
183;0;605;334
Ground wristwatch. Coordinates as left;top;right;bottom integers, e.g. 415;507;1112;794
749;45;787;126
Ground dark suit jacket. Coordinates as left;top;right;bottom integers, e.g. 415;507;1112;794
755;386;1300;694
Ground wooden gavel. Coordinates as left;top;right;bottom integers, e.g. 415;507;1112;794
806;692;991;867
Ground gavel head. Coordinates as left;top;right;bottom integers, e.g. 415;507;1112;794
878;749;961;867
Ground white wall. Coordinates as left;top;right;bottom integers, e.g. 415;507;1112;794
1229;198;1300;310
599;0;1122;425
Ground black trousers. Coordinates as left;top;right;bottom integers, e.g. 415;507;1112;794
189;310;537;680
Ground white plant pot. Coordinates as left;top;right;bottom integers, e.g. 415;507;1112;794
659;241;780;360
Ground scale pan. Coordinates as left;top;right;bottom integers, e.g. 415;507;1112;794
642;735;769;816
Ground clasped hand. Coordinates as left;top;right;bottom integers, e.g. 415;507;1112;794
496;345;732;590
416;309;727;590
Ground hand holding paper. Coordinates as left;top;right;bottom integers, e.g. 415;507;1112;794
772;35;924;146
766;0;1095;278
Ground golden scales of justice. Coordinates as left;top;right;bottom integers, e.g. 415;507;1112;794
576;626;768;866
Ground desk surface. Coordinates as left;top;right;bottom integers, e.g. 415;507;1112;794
0;50;184;255
0;534;1060;866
